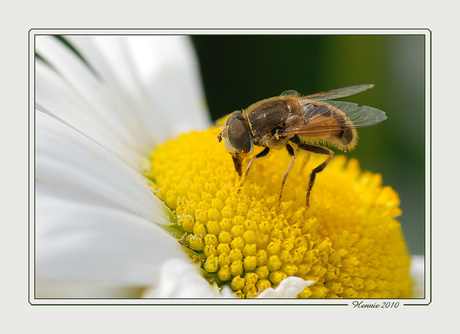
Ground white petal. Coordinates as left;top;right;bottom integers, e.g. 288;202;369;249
36;281;145;298
36;36;211;154
36;193;186;297
36;111;186;297
33;35;213;299
257;277;315;298
36;59;146;171
410;255;425;298
122;36;211;138
67;35;211;141
142;259;223;298
36;36;152;153
36;110;168;224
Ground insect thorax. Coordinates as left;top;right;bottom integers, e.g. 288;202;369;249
246;99;292;147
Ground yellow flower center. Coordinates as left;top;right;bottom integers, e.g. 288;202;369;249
148;127;412;298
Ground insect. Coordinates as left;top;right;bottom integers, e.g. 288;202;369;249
217;84;387;207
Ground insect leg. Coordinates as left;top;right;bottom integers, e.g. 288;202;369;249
279;144;296;204
231;154;243;177
238;147;270;189
290;136;334;207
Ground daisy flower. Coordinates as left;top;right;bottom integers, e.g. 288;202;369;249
34;34;424;299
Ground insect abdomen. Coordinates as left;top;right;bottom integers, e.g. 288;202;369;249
300;102;358;150
336;128;356;146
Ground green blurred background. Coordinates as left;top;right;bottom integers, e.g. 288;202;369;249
192;34;426;255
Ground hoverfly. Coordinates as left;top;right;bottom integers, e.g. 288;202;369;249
217;84;387;207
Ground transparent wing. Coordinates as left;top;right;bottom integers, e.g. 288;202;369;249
328;101;387;127
280;89;299;96
301;84;374;101
281;100;387;137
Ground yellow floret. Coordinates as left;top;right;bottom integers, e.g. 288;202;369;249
148;128;412;298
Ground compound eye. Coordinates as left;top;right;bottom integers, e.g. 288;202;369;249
227;117;253;154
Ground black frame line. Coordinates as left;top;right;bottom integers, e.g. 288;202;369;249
28;28;432;307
